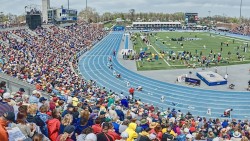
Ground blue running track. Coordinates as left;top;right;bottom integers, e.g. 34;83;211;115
79;31;250;119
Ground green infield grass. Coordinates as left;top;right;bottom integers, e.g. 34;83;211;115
132;31;250;71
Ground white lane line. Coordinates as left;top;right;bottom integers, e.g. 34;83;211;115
149;44;171;66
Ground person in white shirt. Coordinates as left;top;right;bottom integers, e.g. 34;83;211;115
224;74;228;80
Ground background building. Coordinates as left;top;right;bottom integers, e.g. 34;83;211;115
132;22;182;30
41;0;77;24
42;0;50;23
48;7;77;24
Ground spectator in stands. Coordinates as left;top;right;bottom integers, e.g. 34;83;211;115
125;122;138;141
0;81;7;94
47;109;61;141
0;92;14;116
0;112;15;140
17;88;25;95
97;122;114;141
59;114;73;134
116;131;129;141
11;112;36;138
38;97;47;109
62;104;74;117
29;90;40;104
57;125;75;141
231;131;242;141
107;122;121;140
26;104;45;130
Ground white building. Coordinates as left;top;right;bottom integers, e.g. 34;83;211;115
132;22;182;29
42;0;50;23
48;7;77;24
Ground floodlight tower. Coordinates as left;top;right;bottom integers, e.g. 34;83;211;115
42;0;50;23
240;0;243;23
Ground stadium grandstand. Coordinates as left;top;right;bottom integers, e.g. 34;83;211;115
132;22;182;30
1;1;250;141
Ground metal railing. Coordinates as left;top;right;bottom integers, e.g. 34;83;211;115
0;73;50;98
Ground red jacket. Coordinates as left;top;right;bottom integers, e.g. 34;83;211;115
92;124;102;134
0;118;8;141
49;102;56;111
47;118;60;141
108;130;121;140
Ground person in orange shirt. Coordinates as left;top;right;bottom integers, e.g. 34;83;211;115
129;87;135;99
0;112;15;141
36;83;42;90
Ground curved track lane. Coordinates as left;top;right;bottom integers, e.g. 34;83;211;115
79;32;250;119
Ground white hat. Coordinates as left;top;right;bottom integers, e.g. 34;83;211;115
121;131;129;138
186;134;193;139
149;133;156;140
212;137;220;141
32;90;38;94
85;133;97;141
233;131;241;138
184;128;189;133
67;96;72;104
3;92;11;99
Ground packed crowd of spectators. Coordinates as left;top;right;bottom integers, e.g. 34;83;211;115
0;22;250;141
230;24;250;36
1;80;250;141
0;22;106;95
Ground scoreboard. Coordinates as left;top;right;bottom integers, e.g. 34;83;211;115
185;13;198;24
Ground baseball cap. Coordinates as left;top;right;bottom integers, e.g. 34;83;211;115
186;134;193;139
3;112;15;122
100;111;106;115
19;88;25;92
32;90;38;94
67;104;74;108
3;92;11;99
64;125;75;134
39;97;47;102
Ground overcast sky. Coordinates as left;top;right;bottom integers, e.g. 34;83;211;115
1;0;249;18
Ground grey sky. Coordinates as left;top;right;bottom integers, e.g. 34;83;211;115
0;0;249;18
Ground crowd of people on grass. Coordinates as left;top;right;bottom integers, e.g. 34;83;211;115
1;23;250;141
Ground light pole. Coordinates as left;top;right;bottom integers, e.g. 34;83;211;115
68;0;69;9
240;0;243;23
86;0;87;10
208;11;211;27
0;12;3;23
223;13;226;23
86;0;88;22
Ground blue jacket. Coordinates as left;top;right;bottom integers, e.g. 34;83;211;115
140;124;149;130
121;99;128;108
177;134;186;141
115;109;125;121
222;121;229;128
112;122;120;134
